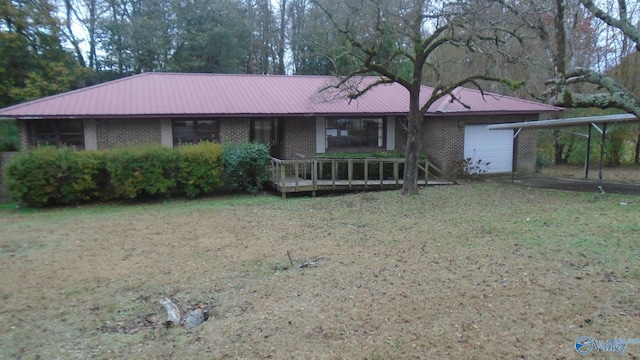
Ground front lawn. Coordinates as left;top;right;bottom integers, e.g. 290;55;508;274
0;183;638;359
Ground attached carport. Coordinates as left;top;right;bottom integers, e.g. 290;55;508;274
487;113;639;193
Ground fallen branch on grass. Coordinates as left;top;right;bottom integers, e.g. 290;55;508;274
285;250;325;269
159;297;181;326
300;256;324;268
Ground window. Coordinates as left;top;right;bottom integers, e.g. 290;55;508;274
250;119;278;145
326;118;383;149
172;119;219;146
28;120;84;149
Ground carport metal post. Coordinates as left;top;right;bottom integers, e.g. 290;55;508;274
511;128;521;183
584;124;592;179
598;122;607;192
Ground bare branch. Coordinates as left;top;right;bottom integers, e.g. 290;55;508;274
578;0;640;50
421;75;525;113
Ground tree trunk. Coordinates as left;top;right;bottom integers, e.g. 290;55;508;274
553;130;566;165
276;0;287;75
401;88;423;196
402;122;422;195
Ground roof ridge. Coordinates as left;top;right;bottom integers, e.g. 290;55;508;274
147;72;341;79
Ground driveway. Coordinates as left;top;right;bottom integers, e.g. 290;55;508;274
509;177;640;196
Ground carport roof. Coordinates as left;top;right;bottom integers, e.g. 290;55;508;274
487;113;638;130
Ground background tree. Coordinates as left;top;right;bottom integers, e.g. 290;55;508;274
0;0;90;107
313;0;527;195
170;0;250;73
543;0;640;117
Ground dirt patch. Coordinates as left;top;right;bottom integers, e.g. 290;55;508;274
0;185;639;359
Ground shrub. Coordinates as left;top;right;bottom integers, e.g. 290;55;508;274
0;120;19;152
452;156;491;179
223;142;271;194
105;145;178;199
176;142;225;197
6;147;105;207
536;151;552;173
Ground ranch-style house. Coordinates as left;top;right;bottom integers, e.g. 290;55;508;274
0;73;562;180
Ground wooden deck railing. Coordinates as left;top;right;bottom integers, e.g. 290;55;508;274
269;156;446;198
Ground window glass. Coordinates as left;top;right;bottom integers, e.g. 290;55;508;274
196;120;218;143
172;119;218;146
58;121;85;148
172;120;195;145
326;118;383;148
29;120;84;149
30;122;57;146
253;119;272;145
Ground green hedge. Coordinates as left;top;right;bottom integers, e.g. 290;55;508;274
176;142;225;197
223;142;271;194
105;145;179;199
6;142;247;207
6;146;106;207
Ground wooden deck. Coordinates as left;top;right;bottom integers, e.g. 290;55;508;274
269;157;453;198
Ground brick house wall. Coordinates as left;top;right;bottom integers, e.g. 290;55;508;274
14;115;539;177
395;114;538;177
96;119;161;149
220;118;250;143
17;120;28;150
516;128;538;173
280;117;315;159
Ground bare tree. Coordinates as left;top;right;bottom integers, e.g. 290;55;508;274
543;0;640;117
313;0;525;195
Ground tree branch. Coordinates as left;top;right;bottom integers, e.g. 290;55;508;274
545;68;640;116
421;75;525;113
578;0;640;50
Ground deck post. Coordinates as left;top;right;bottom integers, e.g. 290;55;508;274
294;160;299;191
394;160;399;185
425;160;429;184
331;159;336;190
280;162;287;199
364;159;369;190
312;159;318;197
379;160;384;189
348;159;353;189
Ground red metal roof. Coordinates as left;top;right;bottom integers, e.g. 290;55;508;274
0;73;562;119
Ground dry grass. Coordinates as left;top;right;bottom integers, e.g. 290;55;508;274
0;183;639;359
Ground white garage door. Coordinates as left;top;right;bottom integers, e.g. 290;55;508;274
464;125;513;173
